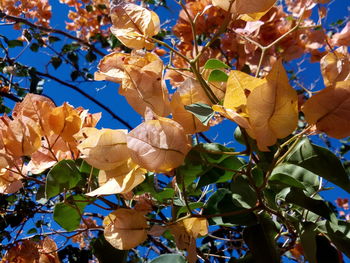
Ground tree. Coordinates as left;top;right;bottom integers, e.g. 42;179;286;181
0;0;349;262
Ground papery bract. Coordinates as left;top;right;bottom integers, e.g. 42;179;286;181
0;116;41;157
12;93;55;136
49;103;82;142
302;80;350;139
76;128;130;171
103;208;148;250
86;159;146;196
110;2;160;50
127;116;191;173
246;59;298;151
320;47;350;87
170;78;211;134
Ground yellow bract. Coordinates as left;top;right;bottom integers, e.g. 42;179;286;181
86;159;146;196
320;47;350;87
0;116;41;157
110;3;160;50
104;209;148;250
49;103;82;142
95;51;170;117
246;59;298;151
224;70;266;115
302;80;350;139
212;0;276;19
127;115;191;173
215;60;298;151
170;78;211;134
170;217;208;263
76;128;130;171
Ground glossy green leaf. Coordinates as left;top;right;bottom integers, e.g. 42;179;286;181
204;59;230;69
195;143;236;164
208;69;229;82
185;103;214;126
269;173;306;190
149;254;186;263
197;156;244;188
53;195;89;231
243;213;280;263
286;138;350;193
316;235;341;263
300;222;317;263
270;163;319;194
277;187;333;220
91;234;128;263
176;202;204;217
51;56;62;69
203;189;257;226
325;220;350;258
231;175;257;209
45;160;81;199
7;40;23;48
135;174;174;202
48;36;61;43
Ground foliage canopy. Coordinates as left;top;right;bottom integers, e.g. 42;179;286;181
0;0;350;262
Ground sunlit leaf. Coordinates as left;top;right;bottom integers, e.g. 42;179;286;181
246;59;298;151
45;160;81;199
204;59;230;70
104;209;148;250
171;79;211;134
110;2;160;50
302;80;350;139
76;128;130;171
127;116;191;173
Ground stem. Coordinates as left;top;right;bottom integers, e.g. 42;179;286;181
0;12;106;56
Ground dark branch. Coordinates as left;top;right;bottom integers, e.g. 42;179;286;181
0;91;22;102
0;12;106;57
36;71;133;130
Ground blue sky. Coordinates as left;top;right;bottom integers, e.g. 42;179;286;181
2;0;350;262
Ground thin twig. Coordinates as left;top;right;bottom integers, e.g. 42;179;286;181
0;12;106;57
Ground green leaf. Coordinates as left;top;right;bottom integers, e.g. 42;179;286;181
270;163;319;194
203;188;257;226
51;56;62;69
243;213;280;263
27;228;37;234
195;143;236;164
48;36;61;43
79;160;99;177
208;69;229;82
184;103;214;126
176;202;204;217
299;222;317;263
150;254;186;263
135;174;174;202
204;59;230;69
7;40;23;48
45;160;81;199
316;235;341;263
231;175;257;209
71;70;80;81
30;43;40;52
53;195;89;231
325;220;350;258
286;138;350;193
85;51;97;63
197;156;244;188
276;187;333;220
91;234;128;263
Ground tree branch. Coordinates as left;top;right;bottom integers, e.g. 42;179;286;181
36;71;133;130
0;11;106;57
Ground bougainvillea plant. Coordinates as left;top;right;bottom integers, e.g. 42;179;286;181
0;0;350;262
